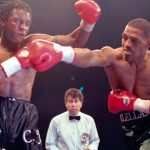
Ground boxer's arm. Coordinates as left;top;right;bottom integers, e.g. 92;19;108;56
72;46;115;68
32;40;115;69
33;40;115;69
24;0;101;48
54;0;101;47
13;40;114;73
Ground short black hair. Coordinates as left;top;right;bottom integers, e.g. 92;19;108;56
127;18;150;38
0;0;32;23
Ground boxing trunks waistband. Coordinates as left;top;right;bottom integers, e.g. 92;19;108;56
0;96;30;103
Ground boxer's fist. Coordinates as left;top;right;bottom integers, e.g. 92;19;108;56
28;40;62;72
28;39;75;72
1;47;32;77
108;89;137;114
75;0;101;24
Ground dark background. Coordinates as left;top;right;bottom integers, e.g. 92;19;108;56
2;0;150;149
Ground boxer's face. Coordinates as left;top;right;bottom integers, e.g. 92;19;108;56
65;96;83;116
122;26;149;63
2;8;31;44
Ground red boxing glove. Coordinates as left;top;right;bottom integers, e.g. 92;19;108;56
108;89;137;114
26;39;75;72
75;0;101;32
75;0;101;24
27;40;62;72
1;47;32;77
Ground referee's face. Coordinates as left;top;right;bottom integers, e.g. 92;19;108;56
65;96;83;116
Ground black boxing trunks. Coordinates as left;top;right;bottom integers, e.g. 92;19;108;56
120;110;150;150
0;96;42;150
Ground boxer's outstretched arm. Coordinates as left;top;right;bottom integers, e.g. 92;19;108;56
72;46;116;68
27;40;115;70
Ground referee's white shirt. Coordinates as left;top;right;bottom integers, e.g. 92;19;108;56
45;111;100;150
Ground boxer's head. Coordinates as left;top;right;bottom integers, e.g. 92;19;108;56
0;0;32;23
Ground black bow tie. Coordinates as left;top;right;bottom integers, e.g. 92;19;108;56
69;116;80;120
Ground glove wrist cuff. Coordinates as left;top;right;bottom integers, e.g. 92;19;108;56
134;98;150;114
80;20;95;32
1;57;21;77
53;43;75;63
61;46;75;63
